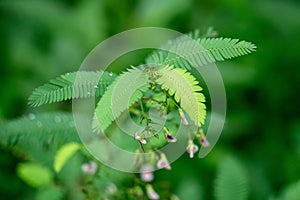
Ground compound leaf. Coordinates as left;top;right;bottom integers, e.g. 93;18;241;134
214;156;250;200
28;71;116;107
156;66;206;126
146;36;256;70
94;67;149;133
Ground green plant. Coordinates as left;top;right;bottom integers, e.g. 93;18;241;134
270;180;300;200
1;29;256;199
214;156;250;200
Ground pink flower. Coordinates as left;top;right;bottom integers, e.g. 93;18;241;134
140;164;154;182
186;140;199;158
178;108;188;125
197;129;210;147
163;127;177;143
156;153;171;170
81;161;97;174
146;184;160;200
200;138;210;147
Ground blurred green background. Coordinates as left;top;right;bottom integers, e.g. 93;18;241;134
1;0;300;199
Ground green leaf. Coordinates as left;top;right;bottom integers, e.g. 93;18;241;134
54;142;81;173
214;156;250;200
17;162;53;188
28;71;116;107
156;66;206;126
146;36;256;70
93;67;149;132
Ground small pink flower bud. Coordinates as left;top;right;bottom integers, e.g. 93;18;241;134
200;138;210;147
134;133;147;144
81;161;97;174
186;140;199;158
135;135;141;140
163;127;177;143
140;139;147;144
146;184;160;200
140;164;154;182
156;153;171;170
178;108;188;125
197;129;210;147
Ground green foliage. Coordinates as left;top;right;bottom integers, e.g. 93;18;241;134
1;28;257;199
146;37;256;70
93;67;149;132
271;180;300;200
54;142;81;173
1;0;300;199
35;185;64;200
17;162;53;188
214;156;250;200
28;71;116;107
0;112;80;163
156;66;206;126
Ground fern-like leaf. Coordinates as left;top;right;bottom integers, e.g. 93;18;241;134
146;36;256;70
0;112;80;163
94;67;149;132
28;71;117;107
156;66;206;126
214;156;250;200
